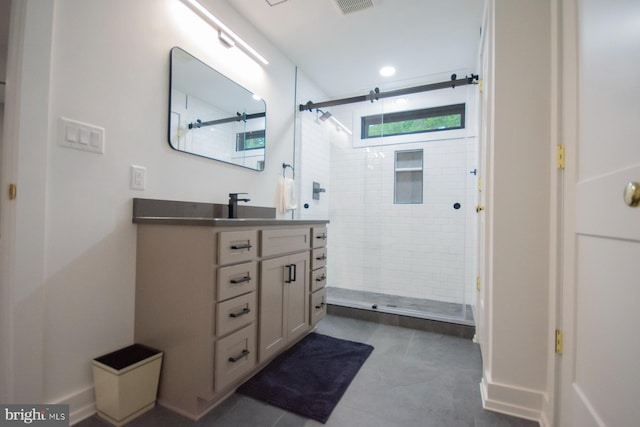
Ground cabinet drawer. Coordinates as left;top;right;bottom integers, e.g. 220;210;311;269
311;226;328;248
311;247;327;270
217;262;257;301
218;230;258;265
216;292;256;336
215;323;256;392
260;228;310;258
310;288;327;325
310;267;327;293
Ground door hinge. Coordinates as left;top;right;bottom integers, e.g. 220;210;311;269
478;177;483;192
476;276;481;291
8;184;17;200
555;329;563;355
557;145;565;170
479;79;484;93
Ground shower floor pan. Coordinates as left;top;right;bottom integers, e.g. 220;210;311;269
325;287;475;338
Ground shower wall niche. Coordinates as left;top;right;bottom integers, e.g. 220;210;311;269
295;70;478;323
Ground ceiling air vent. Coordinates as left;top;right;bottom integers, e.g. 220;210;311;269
333;0;374;15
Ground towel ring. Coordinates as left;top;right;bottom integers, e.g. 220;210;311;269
282;163;294;178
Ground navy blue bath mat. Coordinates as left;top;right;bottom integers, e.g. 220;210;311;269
237;332;374;423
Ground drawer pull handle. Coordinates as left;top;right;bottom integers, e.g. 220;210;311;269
316;234;327;240
315;302;326;309
315;275;326;282
315;255;327;261
229;307;251;318
230;243;252;250
230;276;251;284
228;349;250;363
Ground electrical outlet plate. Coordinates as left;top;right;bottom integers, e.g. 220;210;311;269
131;165;146;190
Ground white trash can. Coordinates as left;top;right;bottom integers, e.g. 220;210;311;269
92;344;163;426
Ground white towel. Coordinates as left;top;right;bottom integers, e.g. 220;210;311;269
277;176;297;213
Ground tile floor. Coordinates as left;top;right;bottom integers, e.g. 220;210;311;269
76;315;538;427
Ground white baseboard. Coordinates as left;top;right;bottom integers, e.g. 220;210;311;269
480;377;544;425
51;385;96;425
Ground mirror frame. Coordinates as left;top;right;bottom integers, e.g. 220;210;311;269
168;47;266;171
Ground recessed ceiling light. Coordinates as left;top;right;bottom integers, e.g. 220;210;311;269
379;66;396;77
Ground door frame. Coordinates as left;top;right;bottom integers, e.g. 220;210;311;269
545;0;567;425
0;0;23;403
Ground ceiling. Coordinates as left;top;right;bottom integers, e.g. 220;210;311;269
225;0;485;99
0;1;484;104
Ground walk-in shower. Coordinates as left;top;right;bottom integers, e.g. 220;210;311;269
294;71;479;326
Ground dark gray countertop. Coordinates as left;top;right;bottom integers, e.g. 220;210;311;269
133;216;329;227
132;198;328;227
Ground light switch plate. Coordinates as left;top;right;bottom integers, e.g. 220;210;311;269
59;117;105;154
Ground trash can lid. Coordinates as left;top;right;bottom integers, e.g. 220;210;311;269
94;344;161;371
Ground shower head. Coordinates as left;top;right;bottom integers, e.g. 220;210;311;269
317;109;333;121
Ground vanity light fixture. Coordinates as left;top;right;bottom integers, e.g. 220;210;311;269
179;0;269;65
218;30;235;49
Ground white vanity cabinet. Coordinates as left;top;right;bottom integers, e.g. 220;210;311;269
258;228;311;363
133;217;327;420
213;232;258;393
310;226;328;325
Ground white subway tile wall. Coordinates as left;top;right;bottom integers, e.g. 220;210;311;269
294;72;332;220
328;138;477;305
296;72;478;308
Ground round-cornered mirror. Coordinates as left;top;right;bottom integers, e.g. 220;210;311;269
169;47;266;171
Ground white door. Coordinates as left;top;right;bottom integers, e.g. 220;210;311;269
560;0;640;425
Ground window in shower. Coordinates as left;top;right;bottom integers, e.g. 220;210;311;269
394;149;423;204
236;129;265;151
361;103;465;139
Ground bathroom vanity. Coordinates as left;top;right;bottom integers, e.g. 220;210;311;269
132;199;328;419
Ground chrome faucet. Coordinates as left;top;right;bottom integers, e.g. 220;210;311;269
228;193;250;219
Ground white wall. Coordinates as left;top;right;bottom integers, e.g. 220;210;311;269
1;0;297;420
479;0;551;421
